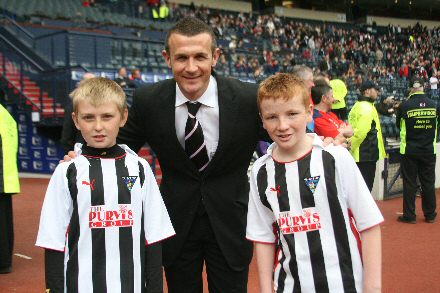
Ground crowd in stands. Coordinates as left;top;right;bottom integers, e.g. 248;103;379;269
149;3;440;95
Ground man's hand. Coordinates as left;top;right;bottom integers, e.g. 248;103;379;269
322;135;350;148
340;124;354;139
60;151;77;163
321;136;334;146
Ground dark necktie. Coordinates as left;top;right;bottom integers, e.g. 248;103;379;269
185;102;210;172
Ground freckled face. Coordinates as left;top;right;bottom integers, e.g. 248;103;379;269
260;94;312;157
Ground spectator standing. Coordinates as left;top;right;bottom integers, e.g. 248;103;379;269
114;67;135;89
131;69;145;88
330;78;349;120
0;104;20;274
396;78;439;224
312;80;353;140
290;65;315;131
159;0;170;21
348;80;387;191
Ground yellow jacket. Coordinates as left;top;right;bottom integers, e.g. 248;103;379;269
348;97;386;162
0;104;20;193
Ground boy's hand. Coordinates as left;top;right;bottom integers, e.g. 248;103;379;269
60;151;77;163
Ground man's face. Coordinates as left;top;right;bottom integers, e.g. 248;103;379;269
133;70;141;79
367;88;379;100
162;33;220;101
303;71;315;90
324;89;336;107
119;68;127;78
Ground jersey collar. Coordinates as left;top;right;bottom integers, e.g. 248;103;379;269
80;144;125;158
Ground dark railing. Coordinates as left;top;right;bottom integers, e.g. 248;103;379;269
0;37;74;123
1;15;164;70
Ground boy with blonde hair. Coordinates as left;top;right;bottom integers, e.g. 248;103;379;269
36;77;175;293
246;73;383;293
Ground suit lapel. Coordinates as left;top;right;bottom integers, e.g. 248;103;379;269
204;76;239;176
159;80;200;174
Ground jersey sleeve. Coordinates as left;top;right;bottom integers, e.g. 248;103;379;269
36;163;73;251
142;162;175;245
246;162;277;244
332;146;384;231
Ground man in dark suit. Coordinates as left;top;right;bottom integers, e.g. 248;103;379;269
117;17;262;292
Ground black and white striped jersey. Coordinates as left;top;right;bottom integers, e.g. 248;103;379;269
36;144;175;293
247;135;383;293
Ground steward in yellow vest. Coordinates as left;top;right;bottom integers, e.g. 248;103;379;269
0;103;20;273
348;80;386;191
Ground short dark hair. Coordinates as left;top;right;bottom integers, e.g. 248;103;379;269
311;80;332;105
165;17;217;53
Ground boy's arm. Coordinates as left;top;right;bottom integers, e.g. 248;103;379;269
141;160;175;292
145;243;163;293
255;242;276;293
361;225;382;293
45;249;64;293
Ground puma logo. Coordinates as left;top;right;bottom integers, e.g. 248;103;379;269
82;179;96;191
270;186;281;197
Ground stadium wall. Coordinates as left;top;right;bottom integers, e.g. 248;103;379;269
172;0;346;22
171;0;252;13
274;7;346;23
367;16;440;29
172;0;440;26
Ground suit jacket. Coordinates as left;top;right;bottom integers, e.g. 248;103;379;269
60;102;85;155
118;75;263;270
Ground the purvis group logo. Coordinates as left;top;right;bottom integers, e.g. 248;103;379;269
278;208;321;234
89;204;134;228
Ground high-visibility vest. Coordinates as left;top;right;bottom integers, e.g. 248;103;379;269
330;79;347;110
0;104;20;194
159;5;169;19
152;8;159;19
348;98;386;162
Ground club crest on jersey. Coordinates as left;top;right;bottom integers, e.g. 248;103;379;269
122;176;138;191
278;208;321;234
304;176;320;194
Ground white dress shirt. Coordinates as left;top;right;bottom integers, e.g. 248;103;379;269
175;76;219;160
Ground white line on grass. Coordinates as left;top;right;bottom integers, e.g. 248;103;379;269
14;253;32;260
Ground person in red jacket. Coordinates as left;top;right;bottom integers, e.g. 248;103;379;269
312;80;354;141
